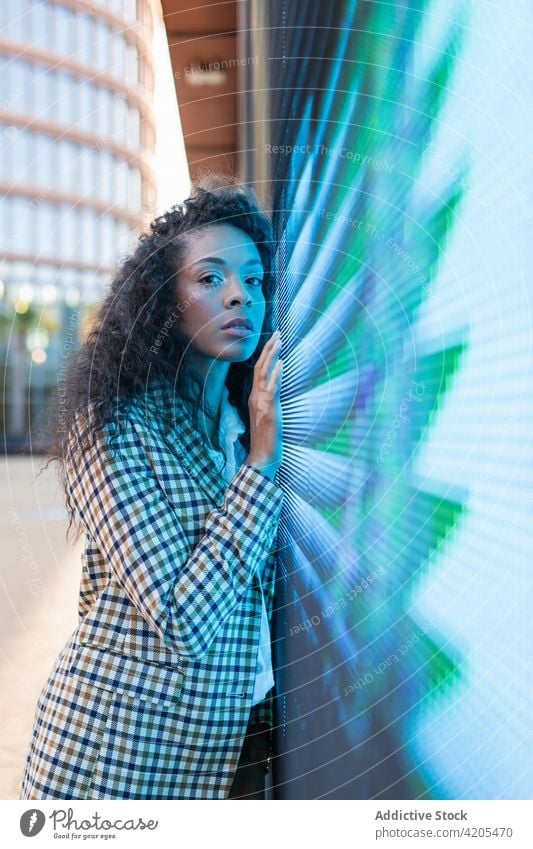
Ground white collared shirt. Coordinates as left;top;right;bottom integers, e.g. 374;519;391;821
204;384;275;706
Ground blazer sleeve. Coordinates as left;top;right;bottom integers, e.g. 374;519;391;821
65;414;284;659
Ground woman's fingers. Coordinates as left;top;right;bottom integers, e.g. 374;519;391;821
247;331;284;473
266;357;283;394
265;339;282;382
255;331;281;370
258;335;281;384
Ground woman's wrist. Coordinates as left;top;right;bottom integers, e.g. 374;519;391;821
245;456;279;482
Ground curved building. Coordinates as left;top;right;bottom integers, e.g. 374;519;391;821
0;0;159;448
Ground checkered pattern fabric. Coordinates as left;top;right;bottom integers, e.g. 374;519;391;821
19;390;284;799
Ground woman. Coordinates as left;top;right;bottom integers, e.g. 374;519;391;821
19;177;284;800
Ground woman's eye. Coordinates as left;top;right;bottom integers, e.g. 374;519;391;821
200;273;263;287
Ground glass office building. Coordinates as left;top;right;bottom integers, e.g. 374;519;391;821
0;1;158;449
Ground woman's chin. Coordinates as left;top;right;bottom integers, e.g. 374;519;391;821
217;342;256;361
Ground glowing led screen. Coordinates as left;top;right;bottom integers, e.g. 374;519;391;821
241;0;533;799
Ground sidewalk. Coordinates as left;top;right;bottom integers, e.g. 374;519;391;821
0;456;82;800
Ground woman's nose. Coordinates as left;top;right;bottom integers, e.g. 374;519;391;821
225;278;252;305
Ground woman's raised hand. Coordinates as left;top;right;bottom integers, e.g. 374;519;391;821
246;330;283;481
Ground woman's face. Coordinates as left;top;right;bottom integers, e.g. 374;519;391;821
174;223;267;363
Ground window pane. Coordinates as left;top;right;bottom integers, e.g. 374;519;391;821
58;203;74;259
0;197;13;251
11;59;32;115
63;205;80;263
78;81;93;132
24;131;36;184
125;43;138;86
57;138;76;194
127;106;140;150
76;12;93;66
98;149;111;204
78;146;91;198
109;0;123;20
55;71;72;124
0;60;12;113
55;5;75;57
0;126;18;186
0;126;7;182
34;133;53;188
94;88;108;139
111;34;125;79
113;94;128;145
80;207;96;264
128;166;142;211
118;221;131;256
36;202;57;259
94;86;107;137
32;65;50;121
46;69;57;121
12;197;30;254
101;216;115;265
115;161;128;207
96;21;110;72
3;0;30;42
123;0;137;23
12;128;31;183
29;0;53;52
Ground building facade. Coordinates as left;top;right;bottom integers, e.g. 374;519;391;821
0;0;159;449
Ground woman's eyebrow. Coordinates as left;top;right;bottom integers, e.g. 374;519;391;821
191;257;263;269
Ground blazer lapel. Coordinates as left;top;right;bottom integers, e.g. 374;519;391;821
163;401;229;505
141;379;227;504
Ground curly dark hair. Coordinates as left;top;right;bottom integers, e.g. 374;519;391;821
40;175;277;543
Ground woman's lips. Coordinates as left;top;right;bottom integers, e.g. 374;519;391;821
221;326;253;337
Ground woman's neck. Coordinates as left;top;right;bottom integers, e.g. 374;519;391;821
183;354;230;443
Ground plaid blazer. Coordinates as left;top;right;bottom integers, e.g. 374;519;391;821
20;388;284;799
